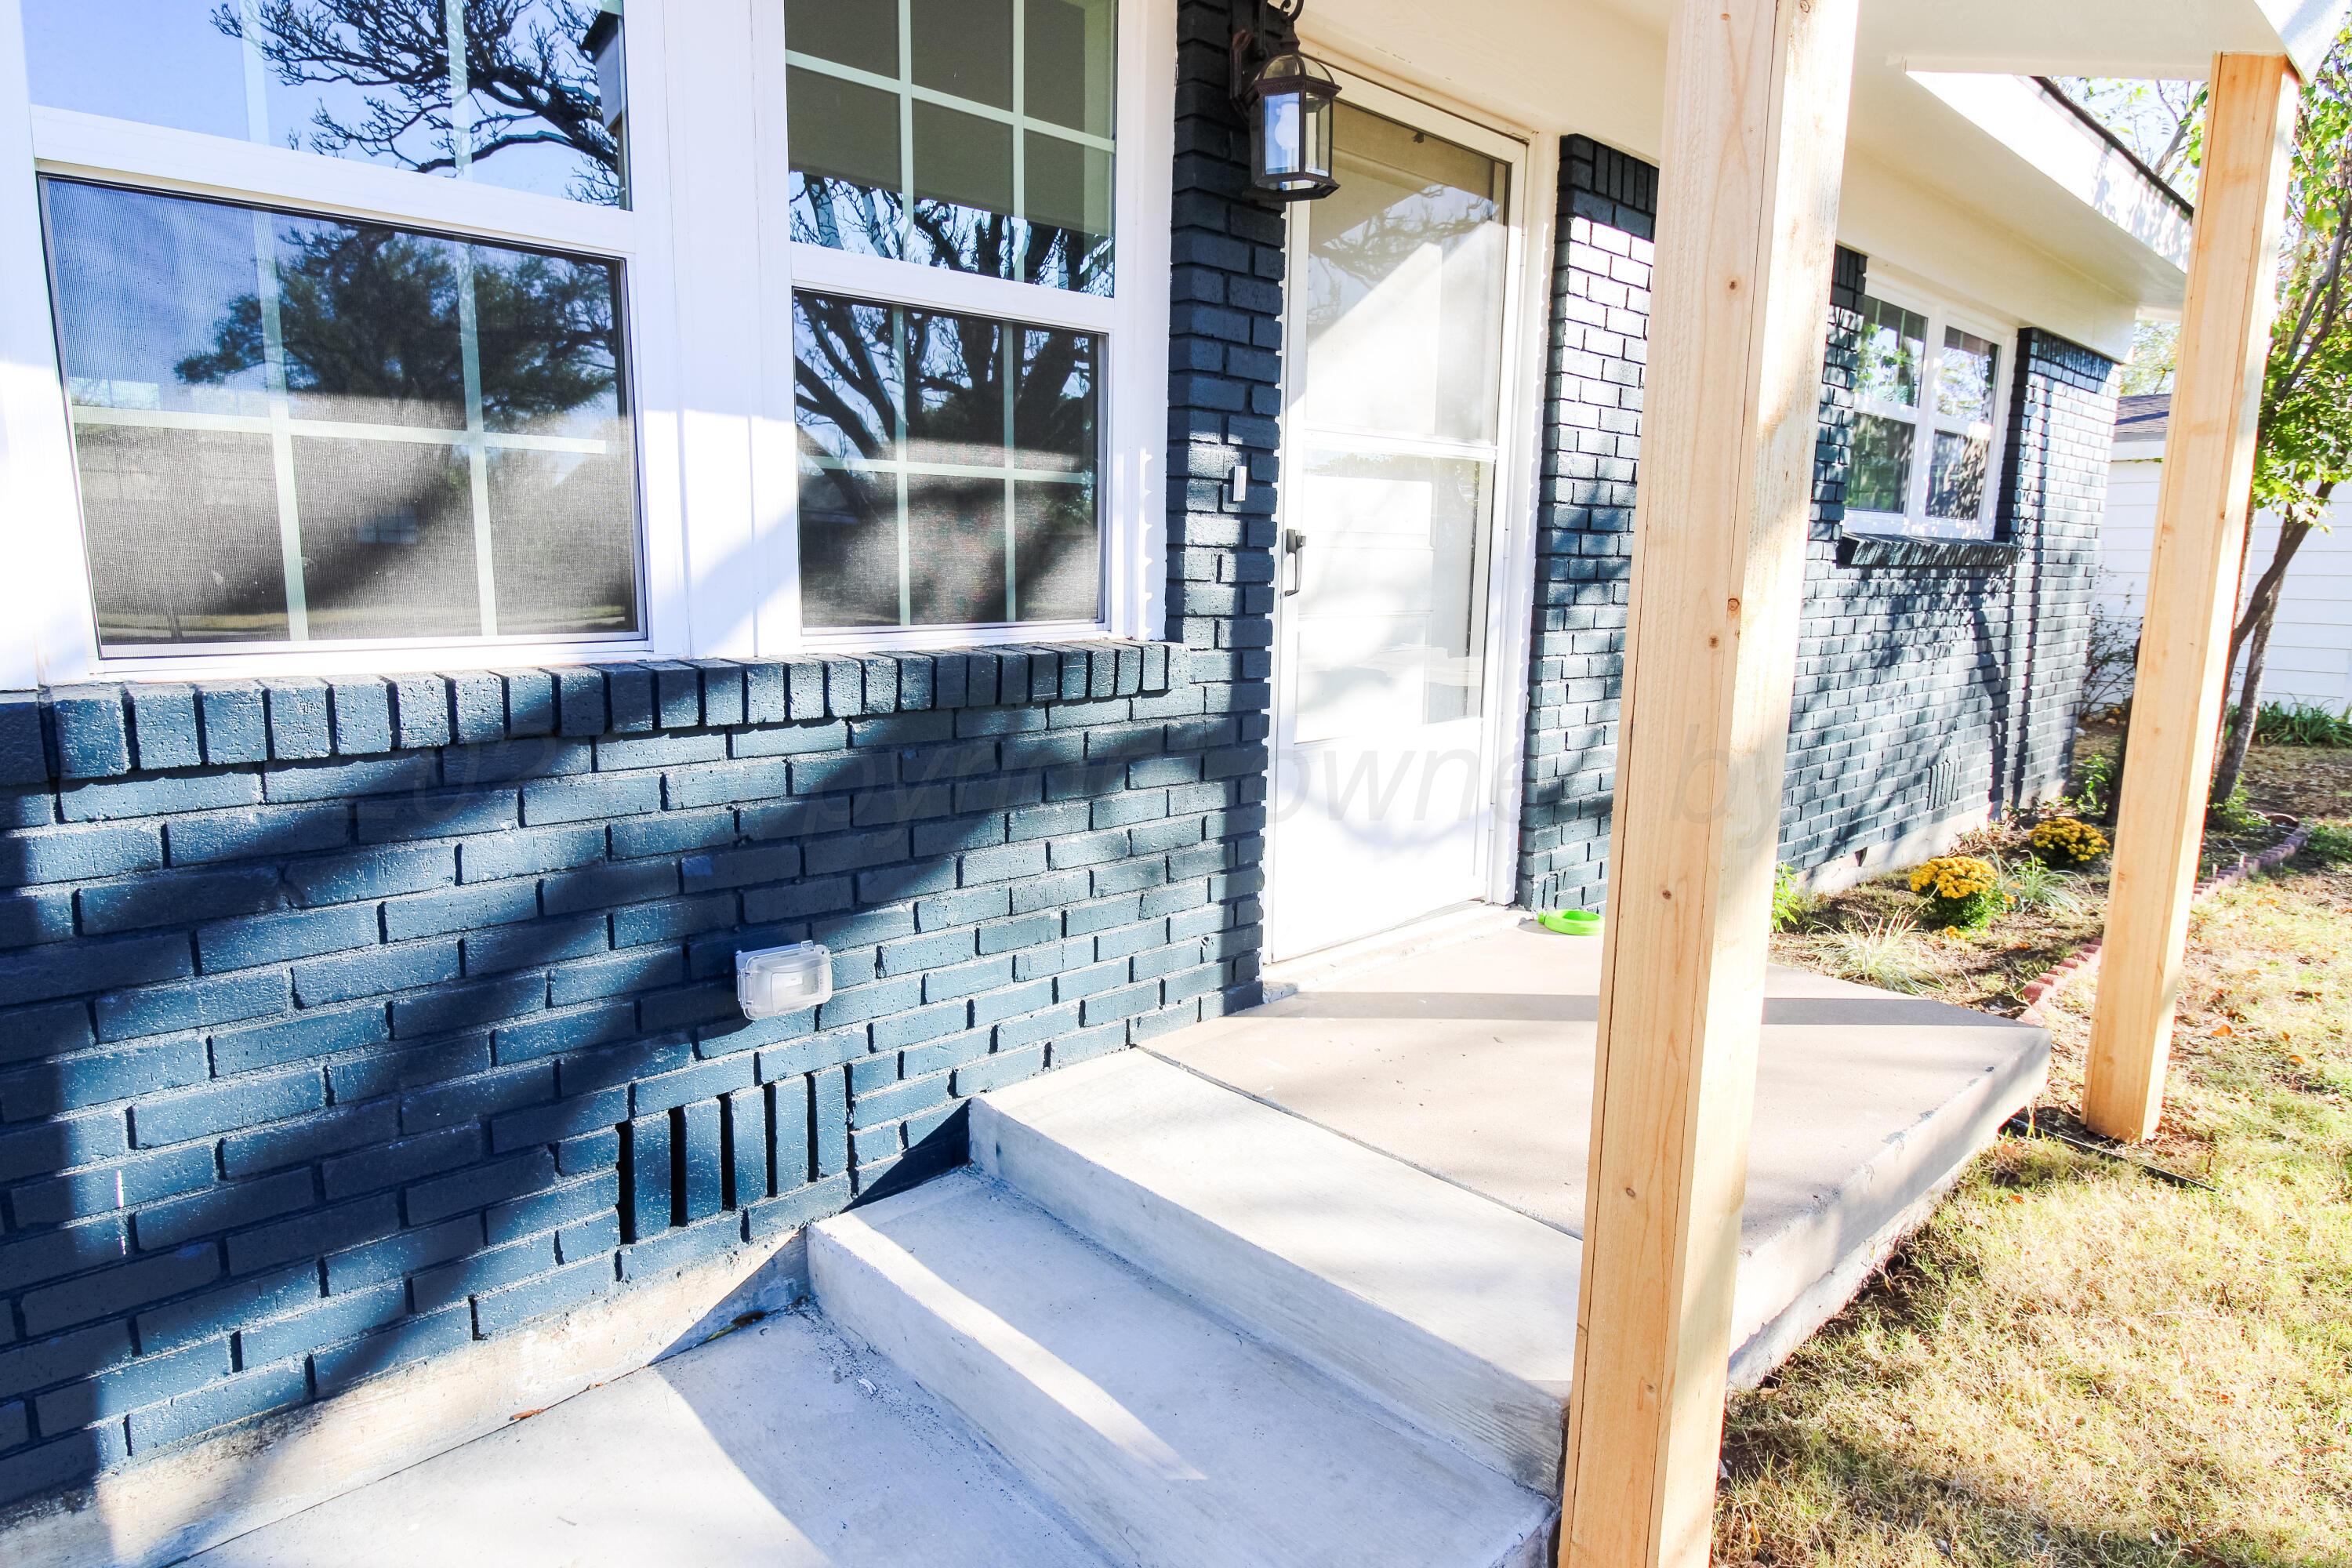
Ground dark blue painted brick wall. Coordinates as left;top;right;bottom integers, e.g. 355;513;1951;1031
1518;136;2118;911
0;647;1267;1504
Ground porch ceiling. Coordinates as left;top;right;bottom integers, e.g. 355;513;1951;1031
1304;0;2347;352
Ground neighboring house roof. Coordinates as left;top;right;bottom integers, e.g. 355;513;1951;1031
2113;392;2170;447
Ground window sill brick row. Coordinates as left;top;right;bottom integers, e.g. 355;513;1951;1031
2;644;1189;789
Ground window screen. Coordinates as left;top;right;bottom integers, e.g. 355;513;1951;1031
43;180;641;648
793;289;1100;628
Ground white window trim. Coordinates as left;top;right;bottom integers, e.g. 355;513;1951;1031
1845;275;2015;542
0;0;1172;690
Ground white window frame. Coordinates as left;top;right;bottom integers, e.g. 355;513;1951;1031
1843;275;2015;542
0;0;1172;690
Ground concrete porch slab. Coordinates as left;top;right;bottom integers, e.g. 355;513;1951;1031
1154;919;2048;1375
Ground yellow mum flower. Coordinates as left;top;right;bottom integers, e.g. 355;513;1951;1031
2031;816;2108;866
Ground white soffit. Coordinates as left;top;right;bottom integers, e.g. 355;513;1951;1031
1875;0;2350;81
1909;75;2190;275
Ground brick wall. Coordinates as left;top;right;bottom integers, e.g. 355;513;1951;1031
1516;137;2118;911
0;5;1284;1506
1994;330;2118;808
0;651;1265;1503
1165;0;1282;954
1515;137;1649;912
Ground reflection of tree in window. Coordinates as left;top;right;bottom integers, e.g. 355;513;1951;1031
175;221;622;434
1304;197;1494;339
218;0;624;205
791;176;1110;293
793;291;1098;626
793;298;1093;474
794;294;898;464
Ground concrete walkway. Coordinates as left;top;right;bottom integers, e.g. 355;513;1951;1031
185;1307;1105;1568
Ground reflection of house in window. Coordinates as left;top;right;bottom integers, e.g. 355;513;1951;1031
357;505;422;546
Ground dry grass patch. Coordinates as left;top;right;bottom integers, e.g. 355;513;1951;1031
1722;746;2352;1566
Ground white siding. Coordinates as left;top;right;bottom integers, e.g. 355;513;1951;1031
2101;452;2352;712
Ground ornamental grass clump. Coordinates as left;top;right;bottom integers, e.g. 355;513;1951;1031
1909;855;2005;931
1997;854;2083;918
2028;815;2108;867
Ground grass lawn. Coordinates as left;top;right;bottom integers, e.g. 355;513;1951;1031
1717;742;2352;1567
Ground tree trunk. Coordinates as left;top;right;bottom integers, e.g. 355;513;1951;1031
2100;637;2140;826
2211;507;2319;804
2211;604;2276;804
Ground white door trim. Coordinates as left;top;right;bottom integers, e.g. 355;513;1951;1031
1486;129;1557;907
1262;67;1539;959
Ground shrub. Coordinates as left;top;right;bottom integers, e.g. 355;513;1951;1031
2303;821;2352;868
1910;855;2006;931
2030;815;2109;867
2209;787;2269;833
2252;699;2352;747
2072;749;2118;818
2077;598;2140;720
1770;863;1816;932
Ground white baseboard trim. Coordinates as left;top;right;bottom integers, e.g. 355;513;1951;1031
0;1232;811;1568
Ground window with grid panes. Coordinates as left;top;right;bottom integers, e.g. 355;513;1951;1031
22;0;644;652
785;0;1116;631
1846;286;2010;542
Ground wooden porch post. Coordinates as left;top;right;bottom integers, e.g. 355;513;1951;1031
1555;0;1856;1563
2085;53;2299;1143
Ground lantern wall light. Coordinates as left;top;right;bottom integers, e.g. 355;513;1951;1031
1231;0;1341;201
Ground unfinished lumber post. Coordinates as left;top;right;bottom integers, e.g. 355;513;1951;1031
2085;53;2298;1143
1555;0;1857;1564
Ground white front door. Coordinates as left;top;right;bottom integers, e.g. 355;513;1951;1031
1269;82;1526;961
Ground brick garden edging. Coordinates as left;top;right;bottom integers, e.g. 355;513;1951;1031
2016;818;2314;1024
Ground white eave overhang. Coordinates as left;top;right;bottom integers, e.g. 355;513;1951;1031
1875;0;2344;83
1889;71;2195;325
1305;0;2348;360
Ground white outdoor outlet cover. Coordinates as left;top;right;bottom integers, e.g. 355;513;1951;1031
736;942;833;1019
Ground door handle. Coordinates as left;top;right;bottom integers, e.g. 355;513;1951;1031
1281;528;1307;597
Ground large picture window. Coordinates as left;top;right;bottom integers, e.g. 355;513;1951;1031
11;0;648;666
43;180;637;648
1846;287;2009;541
0;0;1167;682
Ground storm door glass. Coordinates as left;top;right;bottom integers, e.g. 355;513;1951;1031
1272;99;1515;960
1290;103;1507;746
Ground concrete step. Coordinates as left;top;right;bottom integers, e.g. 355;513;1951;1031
809;1170;1555;1568
970;1051;1578;1492
183;1305;1109;1568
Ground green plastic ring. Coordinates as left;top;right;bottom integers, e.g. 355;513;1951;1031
1538;909;1602;936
